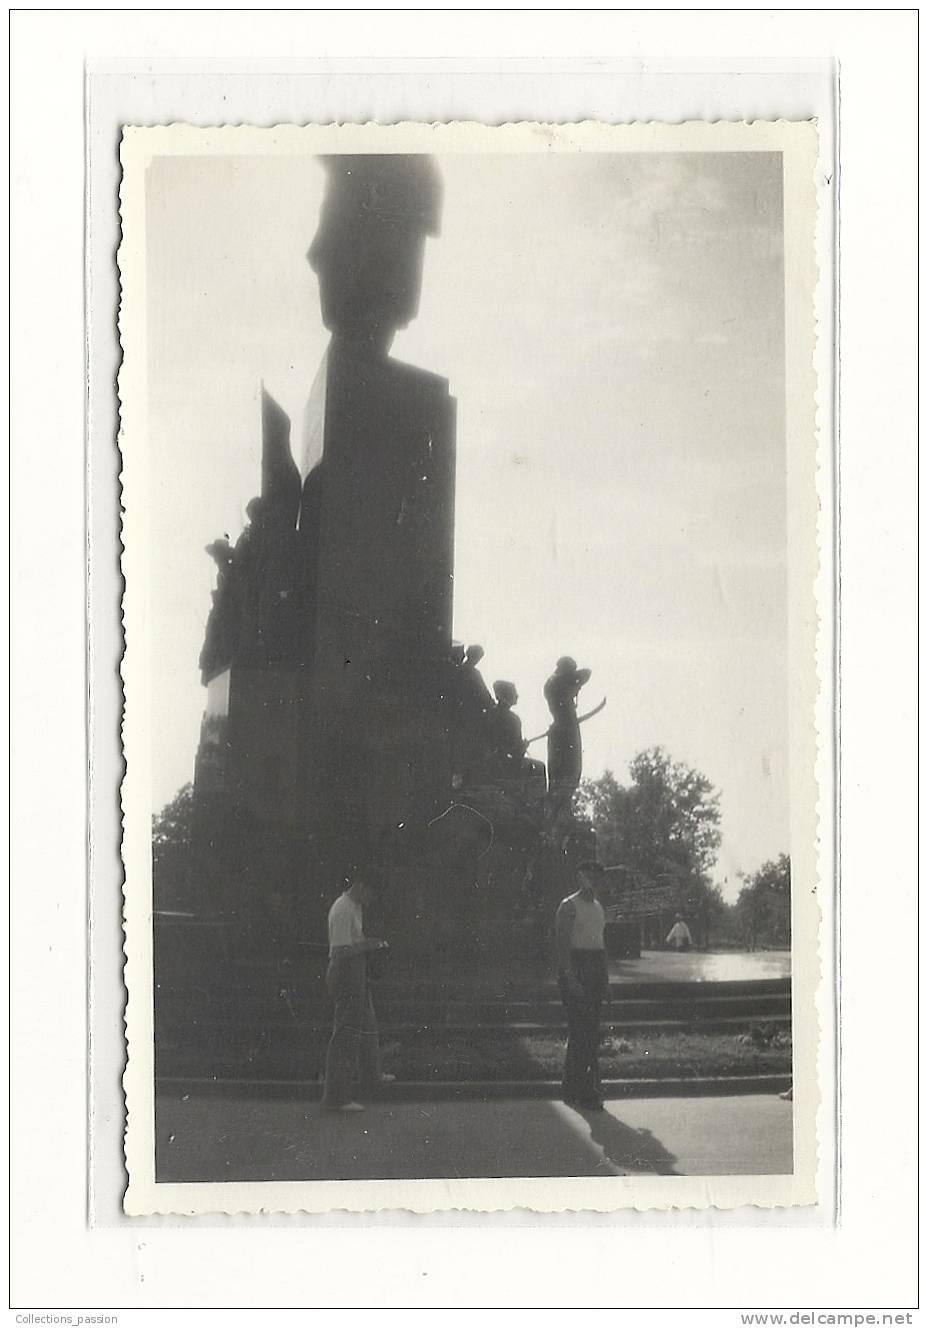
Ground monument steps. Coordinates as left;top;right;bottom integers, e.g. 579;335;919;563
155;982;791;1030
169;957;790;1002
155;998;785;1025
157;1012;792;1046
154;918;792;1084
155;984;792;1082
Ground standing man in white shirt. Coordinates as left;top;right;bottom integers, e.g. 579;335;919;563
555;861;608;1110
321;864;392;1112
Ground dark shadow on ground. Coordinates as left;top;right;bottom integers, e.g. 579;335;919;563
154;1092;664;1182
568;1104;680;1175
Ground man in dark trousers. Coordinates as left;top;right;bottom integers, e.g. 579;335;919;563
555;860;608;1110
321;864;393;1112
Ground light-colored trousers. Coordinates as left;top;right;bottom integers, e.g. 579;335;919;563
321;953;382;1106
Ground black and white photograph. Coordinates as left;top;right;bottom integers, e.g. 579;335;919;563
12;8;921;1313
118;120;820;1214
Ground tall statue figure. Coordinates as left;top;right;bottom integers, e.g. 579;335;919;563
210;155;456;843
486;680;546;786
298;155;457;831
307;154;443;357
193;154;457;928
543;656;592;817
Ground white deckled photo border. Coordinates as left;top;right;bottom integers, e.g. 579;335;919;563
118;118;823;1216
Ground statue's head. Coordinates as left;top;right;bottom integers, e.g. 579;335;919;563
308;155;442;355
493;680;518;707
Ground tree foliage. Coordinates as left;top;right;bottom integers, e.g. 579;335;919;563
577;747;721;881
151;783;195;910
734;853;791;949
575;748;724;935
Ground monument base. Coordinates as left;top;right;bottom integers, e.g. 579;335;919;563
153;794;597;1085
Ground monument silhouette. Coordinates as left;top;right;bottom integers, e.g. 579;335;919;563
177;155;598;1014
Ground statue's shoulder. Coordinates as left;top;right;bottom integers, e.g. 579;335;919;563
384;357;453;400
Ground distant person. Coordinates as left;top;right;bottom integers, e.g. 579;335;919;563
321;864;393;1113
555;861;608;1110
666;915;694;951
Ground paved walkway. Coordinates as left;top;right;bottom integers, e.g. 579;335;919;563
155;1092;792;1184
609;949;791;984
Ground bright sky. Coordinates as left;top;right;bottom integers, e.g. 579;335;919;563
145;149;787;899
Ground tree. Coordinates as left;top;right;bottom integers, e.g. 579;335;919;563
151;783;195;911
734;854;791;950
575;747;723;940
577;747;721;879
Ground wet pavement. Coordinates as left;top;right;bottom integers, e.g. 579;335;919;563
608;949;791;984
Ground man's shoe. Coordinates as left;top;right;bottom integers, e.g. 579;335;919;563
322;1101;365;1113
356;1074;396;1094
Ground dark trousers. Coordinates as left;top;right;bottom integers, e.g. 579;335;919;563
558;949;607;1104
321;954;382;1107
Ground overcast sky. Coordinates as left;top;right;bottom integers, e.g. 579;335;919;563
145;149;787;899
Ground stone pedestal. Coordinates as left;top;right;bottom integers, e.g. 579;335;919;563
305;344;456;837
182;154;565;993
191;344;459;949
